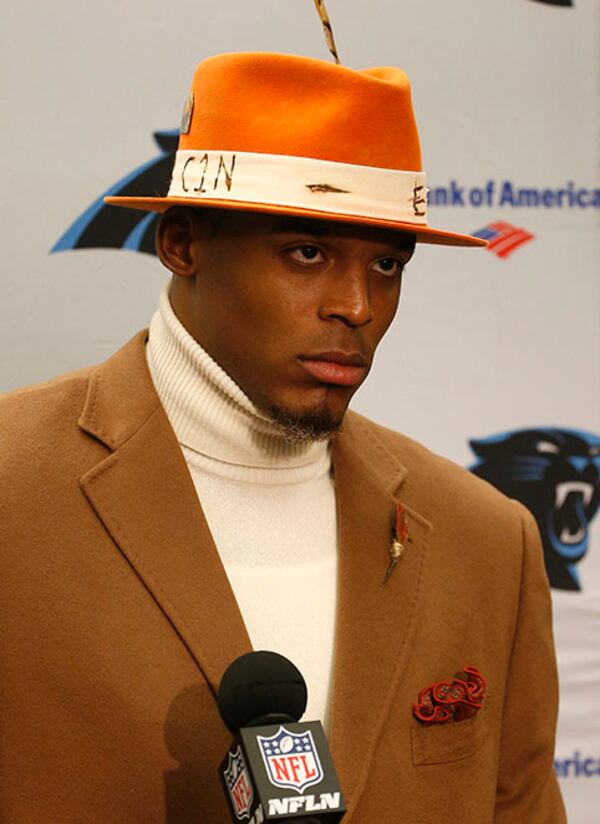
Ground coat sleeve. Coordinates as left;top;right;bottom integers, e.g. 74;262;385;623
494;502;566;823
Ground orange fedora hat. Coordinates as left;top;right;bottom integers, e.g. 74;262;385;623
106;52;485;248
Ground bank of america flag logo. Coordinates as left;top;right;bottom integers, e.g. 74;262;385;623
472;221;535;259
223;746;254;819
257;727;324;794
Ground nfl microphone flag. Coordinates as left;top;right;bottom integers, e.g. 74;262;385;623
220;722;345;822
218;652;346;822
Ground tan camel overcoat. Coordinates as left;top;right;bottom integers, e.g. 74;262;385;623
0;332;565;823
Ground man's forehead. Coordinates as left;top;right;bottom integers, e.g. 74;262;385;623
269;215;416;250
194;208;416;253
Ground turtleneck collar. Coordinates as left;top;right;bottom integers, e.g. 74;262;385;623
146;283;330;474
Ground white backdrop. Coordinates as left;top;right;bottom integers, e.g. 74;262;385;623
2;1;599;819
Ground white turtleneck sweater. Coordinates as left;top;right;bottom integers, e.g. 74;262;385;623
146;284;338;729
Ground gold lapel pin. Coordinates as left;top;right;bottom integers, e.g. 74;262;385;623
383;502;409;584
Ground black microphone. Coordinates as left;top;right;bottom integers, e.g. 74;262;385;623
217;651;346;823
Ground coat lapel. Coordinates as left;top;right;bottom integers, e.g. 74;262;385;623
330;414;433;814
78;332;252;694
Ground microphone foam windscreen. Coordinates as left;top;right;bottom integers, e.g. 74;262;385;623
217;650;308;732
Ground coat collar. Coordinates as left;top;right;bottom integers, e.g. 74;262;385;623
79;331;253;695
329;415;432;814
79;332;432;816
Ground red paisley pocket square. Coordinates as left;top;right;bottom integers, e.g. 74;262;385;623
413;666;486;726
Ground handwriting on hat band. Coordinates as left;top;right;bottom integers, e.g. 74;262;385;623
181;153;237;194
412;184;426;216
305;183;351;194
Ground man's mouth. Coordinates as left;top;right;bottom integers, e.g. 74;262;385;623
298;351;368;387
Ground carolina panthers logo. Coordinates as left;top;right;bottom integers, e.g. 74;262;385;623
52;130;177;256
470;428;600;591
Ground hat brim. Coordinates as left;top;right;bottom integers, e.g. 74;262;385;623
104;195;486;248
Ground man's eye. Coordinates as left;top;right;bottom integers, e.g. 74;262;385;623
288;245;324;264
372;257;405;277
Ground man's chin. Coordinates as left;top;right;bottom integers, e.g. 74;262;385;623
266;402;344;444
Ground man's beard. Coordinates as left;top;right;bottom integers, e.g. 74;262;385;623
266;403;343;444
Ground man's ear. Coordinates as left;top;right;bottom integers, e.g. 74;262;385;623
155;208;198;277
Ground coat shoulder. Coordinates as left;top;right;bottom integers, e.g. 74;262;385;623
343;412;542;599
0;365;103;485
0;331;151;463
344;410;525;530
0;366;93;438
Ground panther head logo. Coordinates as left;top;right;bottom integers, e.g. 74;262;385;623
469;428;600;591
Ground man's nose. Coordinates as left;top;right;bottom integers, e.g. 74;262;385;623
318;266;373;327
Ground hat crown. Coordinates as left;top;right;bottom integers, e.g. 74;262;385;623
179;52;422;172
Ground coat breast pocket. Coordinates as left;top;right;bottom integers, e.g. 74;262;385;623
411;716;488;766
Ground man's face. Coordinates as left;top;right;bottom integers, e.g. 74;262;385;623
166;209;415;439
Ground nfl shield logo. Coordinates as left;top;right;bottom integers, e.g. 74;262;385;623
223;746;254;819
257;726;324;794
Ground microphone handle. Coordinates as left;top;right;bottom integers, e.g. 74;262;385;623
287;819;321;824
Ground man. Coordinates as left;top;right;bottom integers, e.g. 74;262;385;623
1;52;565;822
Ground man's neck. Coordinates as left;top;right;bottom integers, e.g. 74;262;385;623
146;283;330;471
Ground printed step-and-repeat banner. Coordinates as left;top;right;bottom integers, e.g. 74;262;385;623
1;0;598;819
